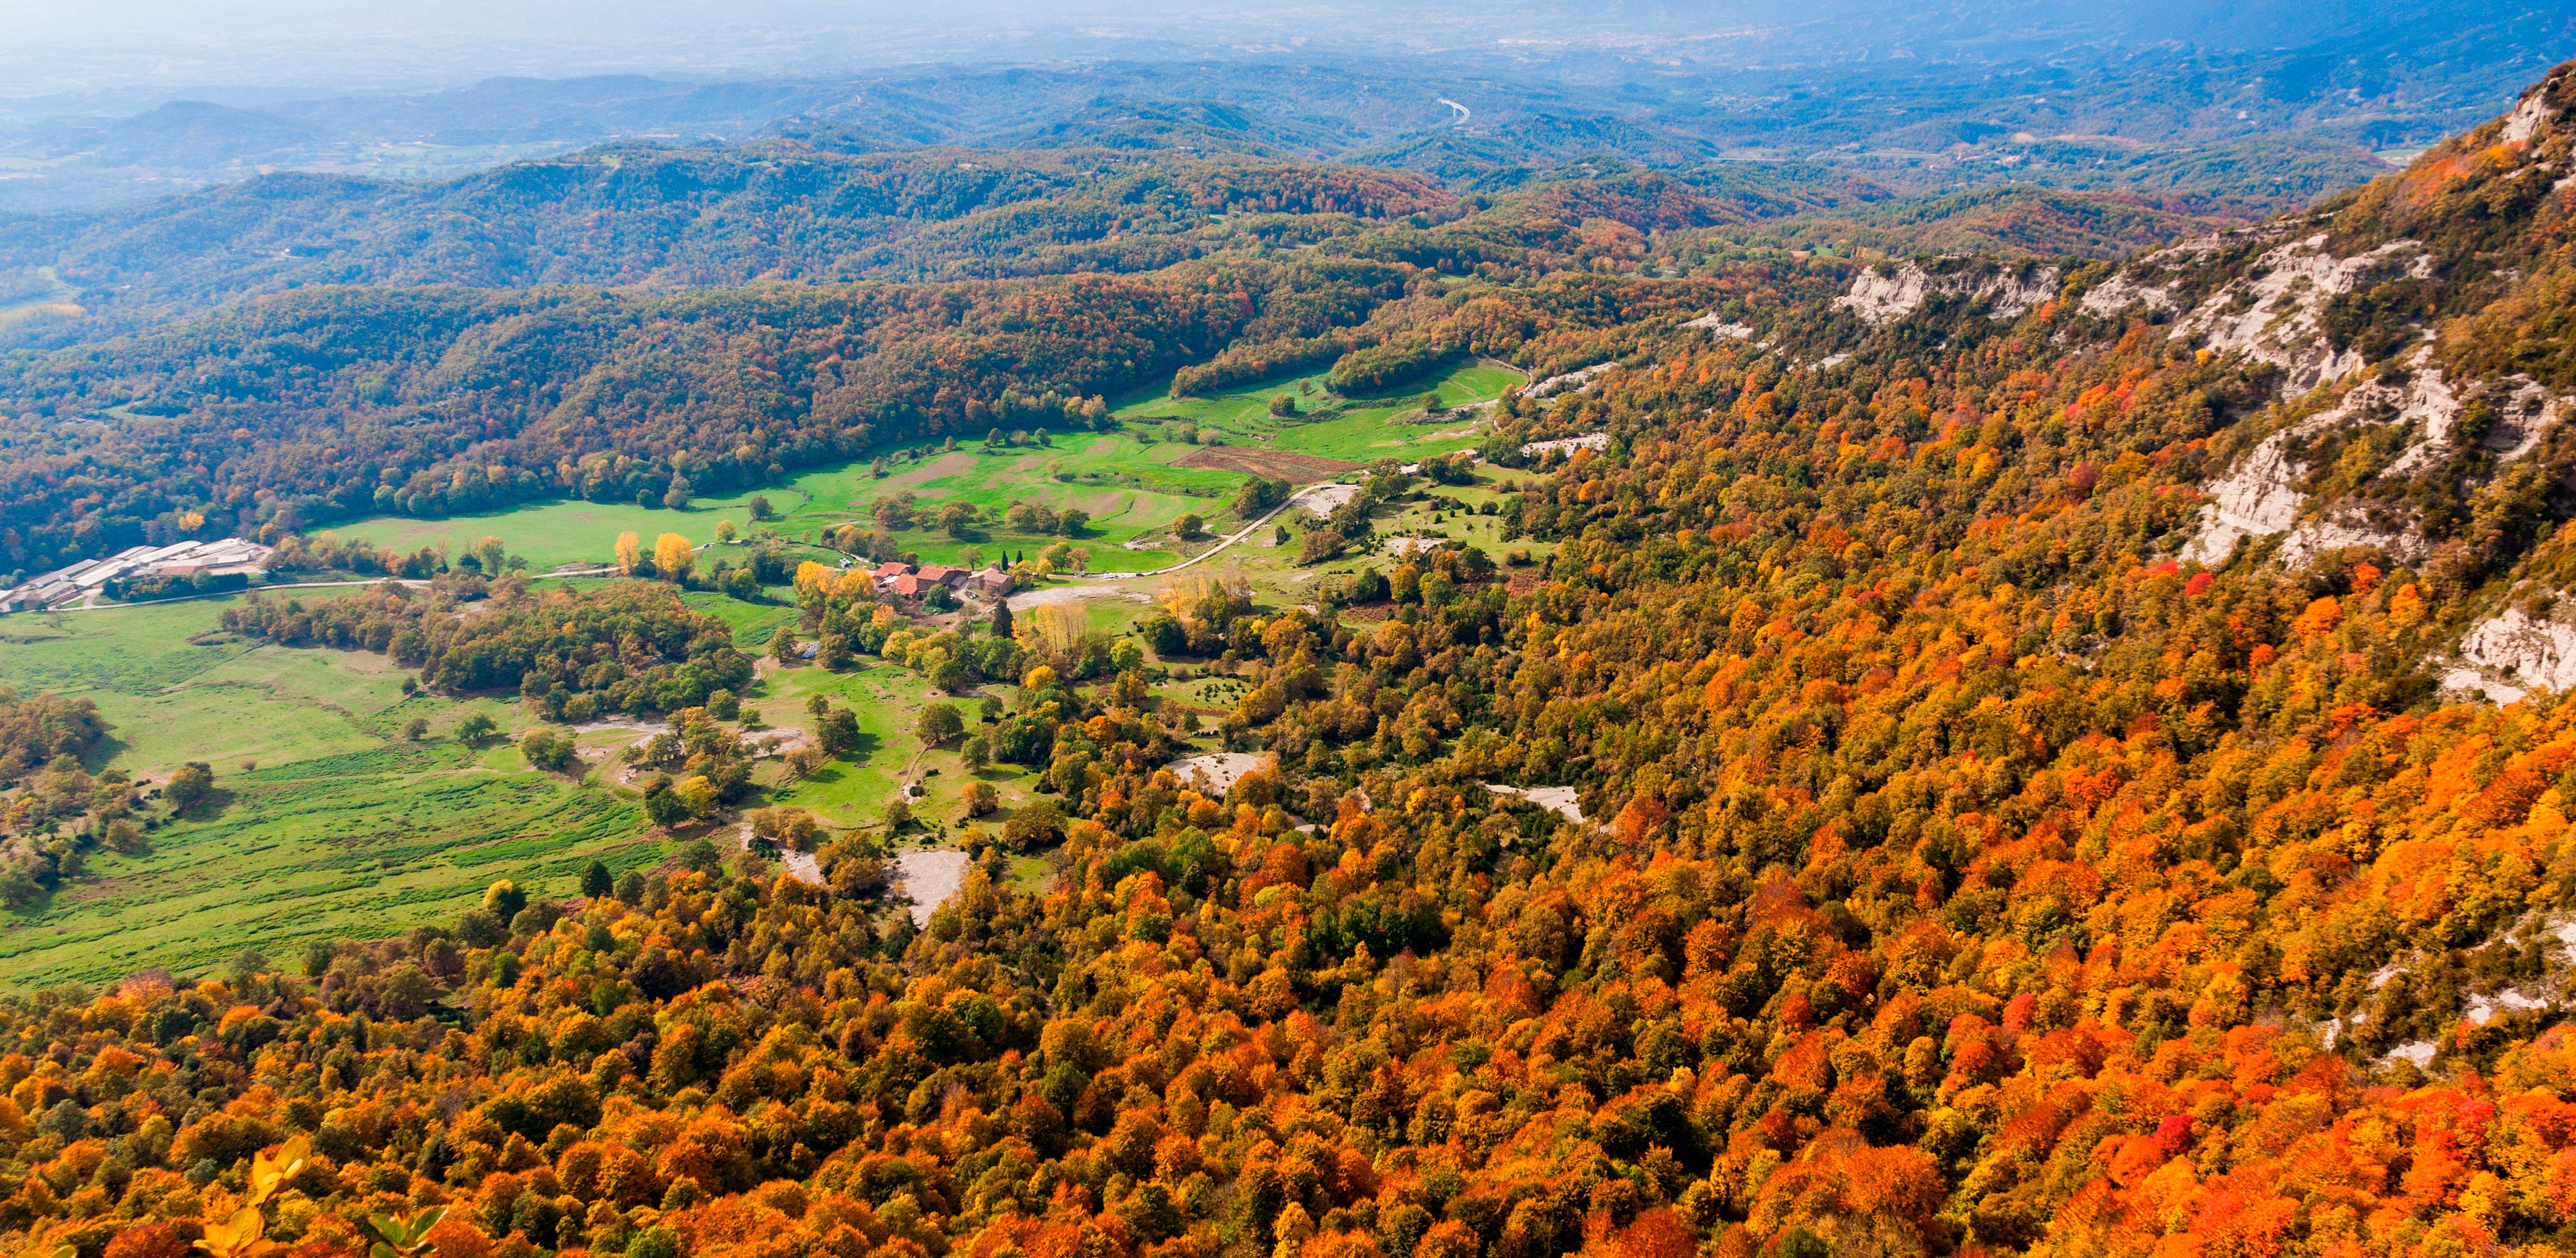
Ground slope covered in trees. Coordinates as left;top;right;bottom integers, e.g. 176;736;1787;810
17;53;2576;1258
0;150;1467;345
0;227;1804;580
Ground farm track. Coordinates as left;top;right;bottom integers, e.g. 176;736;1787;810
32;567;622;614
1065;484;1351;583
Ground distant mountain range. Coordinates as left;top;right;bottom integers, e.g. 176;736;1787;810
2;0;2571;214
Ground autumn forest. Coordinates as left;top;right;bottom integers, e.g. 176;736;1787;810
4;29;2576;1258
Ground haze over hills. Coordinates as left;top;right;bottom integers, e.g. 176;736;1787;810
1;0;2569;211
4;0;2571;344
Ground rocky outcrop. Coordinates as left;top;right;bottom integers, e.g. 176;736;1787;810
2169;235;2430;395
1527;362;1618;400
2182;364;2563;568
2082;216;2439;396
1521;432;1610;458
1485;783;1585;824
2440;666;2529;707
2504;89;2560;146
1835;260;2060;327
2277;517;2427;571
1681;312;1755;338
2182;422;2315;566
2075;273;2179;319
2460;607;2576;696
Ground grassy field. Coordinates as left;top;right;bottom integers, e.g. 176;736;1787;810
308;490;783;573
0;423;1545;986
751;658;1049;841
772;435;1226;572
759;360;1523;573
301;360;1525;579
0;596;666;986
680;588;800;646
3;745;656;987
0;579;1083;985
1115;360;1522;463
1;595;403;780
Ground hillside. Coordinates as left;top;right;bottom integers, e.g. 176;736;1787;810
16;51;2576;1258
0;166;1872;584
0;150;1473;344
0;145;2282;586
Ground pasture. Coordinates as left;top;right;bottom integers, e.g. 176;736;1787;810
1115;360;1522;463
754;658;1047;842
310;489;788;573
301;359;1523;577
0;595;665;986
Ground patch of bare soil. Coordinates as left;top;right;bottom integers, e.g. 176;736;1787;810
1173;447;1363;481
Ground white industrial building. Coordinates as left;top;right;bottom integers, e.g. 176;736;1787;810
0;538;274;613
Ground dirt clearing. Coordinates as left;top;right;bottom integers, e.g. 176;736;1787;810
1173;447;1362;481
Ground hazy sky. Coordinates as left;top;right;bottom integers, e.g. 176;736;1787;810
1;0;2556;98
0;0;1975;99
7;1;1060;91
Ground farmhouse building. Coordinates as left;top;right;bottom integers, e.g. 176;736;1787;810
965;564;1015;597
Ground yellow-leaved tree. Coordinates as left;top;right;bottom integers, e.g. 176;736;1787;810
794;560;836;602
1014;602;1085;664
614;531;641;574
654;533;694;582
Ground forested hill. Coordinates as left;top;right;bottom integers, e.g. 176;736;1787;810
0;151;1469;344
18;55;2576;1258
0;147;1898;350
0;152;1891;582
0;136;2262;583
0;243;1768;583
0;140;2257;355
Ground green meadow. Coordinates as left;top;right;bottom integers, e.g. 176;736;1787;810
751;658;1048;841
1113;360;1522;461
3;746;655;988
0;585;1070;985
773;435;1224;572
679;588;801;645
302;359;1525;576
307;490;784;573
0;596;665;986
